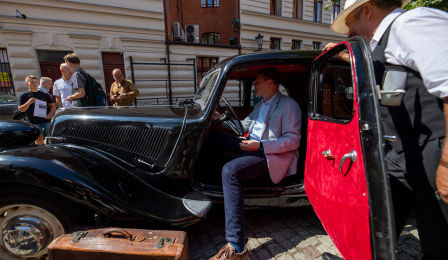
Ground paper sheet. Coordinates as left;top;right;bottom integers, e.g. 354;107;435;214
34;99;47;118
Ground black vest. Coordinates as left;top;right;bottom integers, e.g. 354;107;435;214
372;20;445;152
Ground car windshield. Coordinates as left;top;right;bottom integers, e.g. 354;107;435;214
194;68;221;109
0;94;19;102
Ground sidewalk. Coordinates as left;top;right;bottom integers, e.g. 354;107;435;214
185;206;422;260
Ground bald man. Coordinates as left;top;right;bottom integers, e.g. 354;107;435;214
53;63;74;108
110;69;139;106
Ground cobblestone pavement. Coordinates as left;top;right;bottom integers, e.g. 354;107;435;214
184;206;422;260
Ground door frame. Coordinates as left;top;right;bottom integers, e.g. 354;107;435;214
350;37;397;260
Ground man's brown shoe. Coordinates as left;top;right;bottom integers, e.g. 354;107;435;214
209;243;249;260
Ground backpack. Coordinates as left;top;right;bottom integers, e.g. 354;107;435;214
77;70;107;107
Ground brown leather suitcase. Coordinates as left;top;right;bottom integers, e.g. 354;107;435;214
47;226;188;260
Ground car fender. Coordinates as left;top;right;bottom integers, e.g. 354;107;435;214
0;145;211;225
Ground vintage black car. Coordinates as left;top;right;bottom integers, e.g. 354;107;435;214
0;37;399;260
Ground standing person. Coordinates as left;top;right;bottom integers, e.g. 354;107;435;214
323;0;448;258
18;75;55;145
53;63;74;108
204;68;302;260
63;53;85;107
38;77;53;95
110;69;139;106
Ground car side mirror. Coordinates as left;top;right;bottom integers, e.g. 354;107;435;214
378;70;407;107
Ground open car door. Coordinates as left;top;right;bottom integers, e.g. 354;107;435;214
305;37;397;260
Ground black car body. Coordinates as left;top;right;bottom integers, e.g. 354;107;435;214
0;93;25;121
0;37;398;260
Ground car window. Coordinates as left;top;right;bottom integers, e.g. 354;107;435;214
219;80;244;107
314;64;354;123
194;68;221;109
0;94;18;103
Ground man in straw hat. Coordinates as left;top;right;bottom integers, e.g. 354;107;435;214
324;0;448;258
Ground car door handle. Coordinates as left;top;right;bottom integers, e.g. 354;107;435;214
339;150;357;173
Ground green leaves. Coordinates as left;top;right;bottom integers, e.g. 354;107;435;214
403;0;448;11
324;0;448;12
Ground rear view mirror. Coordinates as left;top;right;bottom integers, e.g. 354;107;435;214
378;70;407;106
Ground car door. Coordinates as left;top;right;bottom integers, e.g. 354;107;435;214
305;37;396;260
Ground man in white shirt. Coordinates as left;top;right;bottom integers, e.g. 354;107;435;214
324;0;448;258
38;77;52;95
53;63;74;108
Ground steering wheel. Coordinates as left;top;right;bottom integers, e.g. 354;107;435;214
216;96;245;136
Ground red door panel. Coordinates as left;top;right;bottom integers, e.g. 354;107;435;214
40;62;62;101
305;42;372;260
102;53;125;106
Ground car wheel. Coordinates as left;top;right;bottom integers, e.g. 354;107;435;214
0;186;85;259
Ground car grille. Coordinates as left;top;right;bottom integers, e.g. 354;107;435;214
58;145;140;206
62;125;169;160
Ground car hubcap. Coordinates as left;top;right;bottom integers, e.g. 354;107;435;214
2;215;53;256
0;205;64;259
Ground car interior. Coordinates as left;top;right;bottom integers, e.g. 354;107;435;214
192;46;354;194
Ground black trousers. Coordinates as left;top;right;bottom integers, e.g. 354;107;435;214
387;137;448;259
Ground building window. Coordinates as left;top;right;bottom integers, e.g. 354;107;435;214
270;38;281;50
197;57;218;86
313;42;322;50
270;0;282;15
292;40;302;50
293;0;303;19
0;49;15;95
332;1;341;21
313;0;323;22
201;32;221;45
201;0;219;8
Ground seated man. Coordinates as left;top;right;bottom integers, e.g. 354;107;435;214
208;67;302;260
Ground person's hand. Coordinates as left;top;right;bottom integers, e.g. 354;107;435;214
65;96;72;103
111;95;118;101
212;111;222;121
323;42;350;62
27;97;36;104
239;140;260;152
120;93;128;98
45;114;53;120
436;164;448;204
323;43;338;52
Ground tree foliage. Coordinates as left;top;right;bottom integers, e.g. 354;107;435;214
324;0;448;11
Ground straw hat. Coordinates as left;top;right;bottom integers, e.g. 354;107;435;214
331;0;412;35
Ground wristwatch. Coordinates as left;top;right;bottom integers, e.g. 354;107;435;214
258;141;264;152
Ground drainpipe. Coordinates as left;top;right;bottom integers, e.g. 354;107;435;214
163;0;173;105
237;0;241;55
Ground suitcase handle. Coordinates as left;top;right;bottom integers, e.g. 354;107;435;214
102;228;144;242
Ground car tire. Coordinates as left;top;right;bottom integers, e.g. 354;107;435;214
0;185;92;259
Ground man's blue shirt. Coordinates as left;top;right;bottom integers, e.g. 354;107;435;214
248;91;280;142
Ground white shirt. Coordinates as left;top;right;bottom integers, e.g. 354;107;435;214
370;7;448;98
38;85;50;94
53;77;73;108
249;91;280;142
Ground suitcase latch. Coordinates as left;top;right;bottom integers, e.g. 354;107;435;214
155;236;175;249
69;231;88;243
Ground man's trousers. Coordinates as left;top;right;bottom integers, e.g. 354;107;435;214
387;137;448;259
199;131;269;245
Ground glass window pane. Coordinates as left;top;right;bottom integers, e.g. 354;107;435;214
317;65;353;120
37;50;72;63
